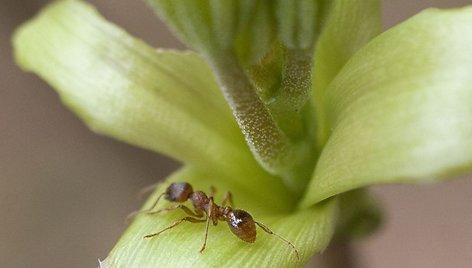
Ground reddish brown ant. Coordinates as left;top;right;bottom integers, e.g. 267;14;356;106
129;182;300;260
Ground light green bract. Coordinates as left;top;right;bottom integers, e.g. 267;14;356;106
12;0;472;267
302;6;472;207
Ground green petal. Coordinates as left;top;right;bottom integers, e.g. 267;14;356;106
147;0;276;64
13;0;254;174
312;0;381;146
302;7;472;207
105;167;337;268
233;0;276;65
275;0;321;49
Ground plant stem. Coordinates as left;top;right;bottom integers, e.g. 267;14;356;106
268;47;314;140
210;52;290;174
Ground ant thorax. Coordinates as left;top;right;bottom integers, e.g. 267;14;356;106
189;191;210;212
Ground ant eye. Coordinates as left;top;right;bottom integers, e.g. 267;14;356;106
165;182;193;202
227;210;256;243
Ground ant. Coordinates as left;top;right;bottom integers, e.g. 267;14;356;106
129;182;300;260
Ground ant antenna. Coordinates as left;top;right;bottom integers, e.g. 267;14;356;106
137;182;160;201
126;192;165;224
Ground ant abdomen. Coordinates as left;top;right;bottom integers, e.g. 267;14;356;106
226;209;257;243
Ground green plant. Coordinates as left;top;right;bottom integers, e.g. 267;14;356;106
13;0;472;267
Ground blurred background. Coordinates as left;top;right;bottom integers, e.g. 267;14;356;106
1;0;471;267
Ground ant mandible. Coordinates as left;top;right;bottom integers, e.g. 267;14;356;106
129;182;300;260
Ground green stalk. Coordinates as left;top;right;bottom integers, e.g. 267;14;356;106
210;52;289;172
269;47;314;140
209;50;317;194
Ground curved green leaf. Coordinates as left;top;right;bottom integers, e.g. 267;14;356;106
302;7;472;207
13;0;256;178
312;0;381;146
105;167;337;268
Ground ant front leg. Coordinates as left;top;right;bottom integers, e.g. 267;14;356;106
145;204;204;218
255;221;300;261
144;216;206;239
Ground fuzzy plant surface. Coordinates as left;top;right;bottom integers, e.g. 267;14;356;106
13;0;472;267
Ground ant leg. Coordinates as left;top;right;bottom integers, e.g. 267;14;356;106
209;186;216;198
221;191;234;207
125;192;165;223
199;199;216;253
146;204;204;218
255;221;300;261
144;216;206;239
199;215;211;253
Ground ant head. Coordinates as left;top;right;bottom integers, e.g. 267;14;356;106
226;209;256;243
165;182;193;202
